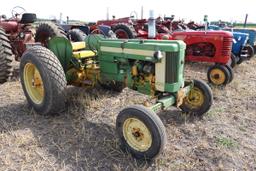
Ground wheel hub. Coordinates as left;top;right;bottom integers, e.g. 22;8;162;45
185;87;204;109
115;29;129;39
210;68;225;85
23;63;44;104
123;118;152;152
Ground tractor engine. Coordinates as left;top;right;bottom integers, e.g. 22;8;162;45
130;61;156;95
89;36;186;96
186;42;216;57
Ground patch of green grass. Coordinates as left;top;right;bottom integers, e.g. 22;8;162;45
238;126;247;132
206;108;225;117
216;136;238;148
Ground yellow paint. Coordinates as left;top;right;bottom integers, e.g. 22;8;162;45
67;64;100;87
184;87;204;109
176;88;186;107
209;68;226;85
131;65;138;76
71;42;86;51
123;118;152;152
23;63;44;104
73;50;95;59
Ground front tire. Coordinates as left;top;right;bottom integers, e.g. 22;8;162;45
230;53;237;68
20;46;67;115
180;80;213;116
116;105;167;160
225;65;234;83
207;64;231;86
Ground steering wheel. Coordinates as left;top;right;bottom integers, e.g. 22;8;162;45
156;17;164;24
130;11;138;20
11;6;26;18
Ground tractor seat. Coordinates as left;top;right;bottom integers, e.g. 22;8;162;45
73;50;95;59
20;13;37;24
72;42;86;51
71;42;95;59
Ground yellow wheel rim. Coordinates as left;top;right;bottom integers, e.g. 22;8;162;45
23;63;45;104
184;87;204;109
210;68;226;85
123;118;152;152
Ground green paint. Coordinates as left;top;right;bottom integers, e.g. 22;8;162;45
47;35;191;115
48;37;73;72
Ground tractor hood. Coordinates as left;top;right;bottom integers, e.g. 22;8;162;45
233;32;249;45
232;28;256;46
0;20;18;33
172;30;233;39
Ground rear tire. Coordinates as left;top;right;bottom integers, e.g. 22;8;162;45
35;22;67;46
112;23;137;39
180;80;213;116
67;28;86;42
116;105;166;160
0;28;14;84
20;46;67;115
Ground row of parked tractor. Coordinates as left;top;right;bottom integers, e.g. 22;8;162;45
0;7;255;160
1;8;255;87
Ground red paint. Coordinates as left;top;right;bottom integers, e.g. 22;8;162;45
0;16;34;60
171;31;233;64
95;17;233;65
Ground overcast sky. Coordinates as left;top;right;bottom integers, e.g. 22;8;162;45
1;0;256;23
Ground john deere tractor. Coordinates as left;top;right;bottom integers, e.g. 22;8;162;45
20;35;213;160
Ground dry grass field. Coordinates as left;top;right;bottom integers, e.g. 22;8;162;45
0;58;255;171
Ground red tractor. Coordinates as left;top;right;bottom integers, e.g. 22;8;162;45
96;16;234;86
0;7;67;84
0;6;36;83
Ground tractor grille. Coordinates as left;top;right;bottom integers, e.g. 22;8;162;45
222;37;232;56
165;52;178;83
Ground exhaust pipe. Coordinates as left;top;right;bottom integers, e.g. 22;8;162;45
244;14;248;28
148;10;156;38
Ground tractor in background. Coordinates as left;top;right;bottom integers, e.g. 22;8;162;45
0;7;72;84
187;18;252;66
50;16;88;42
229;28;256;56
96;15;234;86
19;34;213;160
0;6;36;83
59;24;88;42
50;17;115;42
209;20;256;53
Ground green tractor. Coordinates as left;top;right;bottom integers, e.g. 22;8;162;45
20;35;213;160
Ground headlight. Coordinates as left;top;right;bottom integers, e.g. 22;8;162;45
19;32;25;39
153;50;163;61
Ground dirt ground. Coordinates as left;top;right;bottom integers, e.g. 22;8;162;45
0;58;255;171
